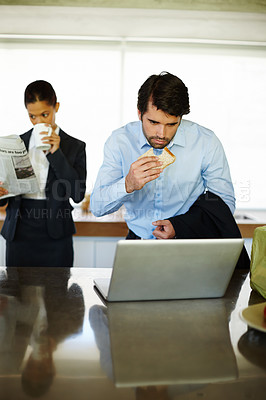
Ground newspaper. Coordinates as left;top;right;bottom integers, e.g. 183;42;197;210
0;135;39;199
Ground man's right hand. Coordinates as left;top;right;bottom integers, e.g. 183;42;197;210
125;156;163;193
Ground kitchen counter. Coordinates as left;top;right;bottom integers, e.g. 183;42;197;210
62;207;266;238
0;207;265;238
0;266;266;399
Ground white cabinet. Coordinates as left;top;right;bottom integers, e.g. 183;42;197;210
0;235;123;268
73;236;123;268
0;235;5;266
0;235;252;268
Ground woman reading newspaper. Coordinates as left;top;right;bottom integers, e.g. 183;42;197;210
0;80;86;267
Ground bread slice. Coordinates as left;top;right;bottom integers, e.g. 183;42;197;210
138;147;176;170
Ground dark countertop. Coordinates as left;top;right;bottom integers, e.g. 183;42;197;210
0;266;266;399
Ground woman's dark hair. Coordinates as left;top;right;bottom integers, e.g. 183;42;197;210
137;71;190;118
24;80;57;108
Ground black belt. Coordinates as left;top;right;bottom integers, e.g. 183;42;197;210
19;198;48;219
126;229;141;240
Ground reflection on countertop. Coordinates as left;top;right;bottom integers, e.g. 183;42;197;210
0;267;85;400
1;267;266;399
89;299;238;387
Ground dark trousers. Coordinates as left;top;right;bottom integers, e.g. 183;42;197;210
126;229;141;240
6;198;73;267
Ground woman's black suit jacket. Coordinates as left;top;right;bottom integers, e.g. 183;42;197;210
0;128;86;241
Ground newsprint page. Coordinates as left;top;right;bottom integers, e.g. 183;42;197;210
0;135;39;199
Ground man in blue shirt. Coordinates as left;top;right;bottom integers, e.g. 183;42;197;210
90;72;240;242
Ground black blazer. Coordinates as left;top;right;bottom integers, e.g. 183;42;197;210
0;128;86;241
168;191;250;269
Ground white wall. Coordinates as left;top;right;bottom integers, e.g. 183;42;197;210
1;6;266;42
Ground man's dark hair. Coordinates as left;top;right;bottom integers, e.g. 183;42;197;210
137;71;190;118
24;80;57;108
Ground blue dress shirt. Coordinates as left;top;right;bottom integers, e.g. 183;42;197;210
90;119;235;239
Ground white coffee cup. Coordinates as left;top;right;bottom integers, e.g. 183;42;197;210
32;123;52;151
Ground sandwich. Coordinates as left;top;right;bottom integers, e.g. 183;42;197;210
138;147;176;170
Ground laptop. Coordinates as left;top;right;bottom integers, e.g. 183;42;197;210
93;238;244;302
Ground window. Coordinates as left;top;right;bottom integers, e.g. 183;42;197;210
0;39;265;208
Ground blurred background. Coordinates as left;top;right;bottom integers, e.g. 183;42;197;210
0;0;265;209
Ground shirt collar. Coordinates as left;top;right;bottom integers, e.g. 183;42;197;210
138;119;186;150
172;119;186;148
139;121;149;149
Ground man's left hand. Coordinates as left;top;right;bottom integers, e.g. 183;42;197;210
152;220;175;239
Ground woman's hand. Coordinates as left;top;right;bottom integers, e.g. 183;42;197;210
41;128;61;154
0;181;8;197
